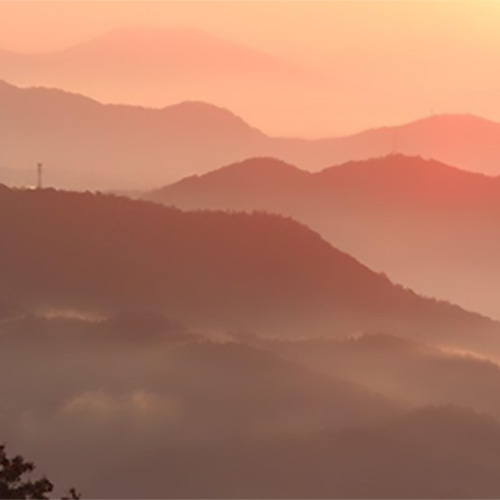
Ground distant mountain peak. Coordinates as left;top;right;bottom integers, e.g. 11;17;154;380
92;25;232;46
179;157;310;184
160;100;264;133
150;157;309;199
416;113;494;126
318;154;494;181
45;24;305;74
218;157;307;175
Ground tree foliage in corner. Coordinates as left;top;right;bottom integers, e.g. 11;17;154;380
0;444;53;499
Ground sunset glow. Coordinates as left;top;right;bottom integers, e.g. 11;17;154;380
2;2;500;499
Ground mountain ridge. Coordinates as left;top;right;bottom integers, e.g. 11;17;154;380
145;154;500;320
3;79;500;190
0;185;499;356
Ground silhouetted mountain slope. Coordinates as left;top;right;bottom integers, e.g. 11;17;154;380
0;313;398;435
149;155;500;210
0;185;499;353
0;311;402;495
156;157;312;214
83;406;500;498
149;340;399;436
316;154;500;209
0;79;266;189
147;155;500;319
3;310;500;498
244;332;500;417
2;79;500;190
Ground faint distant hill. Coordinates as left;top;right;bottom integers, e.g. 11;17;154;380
146;155;500;319
25;27;315;84
2;79;500;190
0;27;325;135
0;185;499;355
274;113;500;176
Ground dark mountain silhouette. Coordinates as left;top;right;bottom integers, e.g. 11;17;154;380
0;311;401;495
2;184;500;498
1;185;500;354
147;155;500;319
4;312;500;498
0;313;398;435
80;406;500;498
2;79;500;190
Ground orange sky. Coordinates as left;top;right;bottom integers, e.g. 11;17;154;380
0;1;500;136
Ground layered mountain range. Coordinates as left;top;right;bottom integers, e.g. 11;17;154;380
2;79;500;190
146;155;500;319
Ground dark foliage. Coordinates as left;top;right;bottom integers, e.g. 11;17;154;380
0;445;53;499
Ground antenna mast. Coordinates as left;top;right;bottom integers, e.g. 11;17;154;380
37;163;43;189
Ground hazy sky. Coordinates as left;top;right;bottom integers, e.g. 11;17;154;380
1;1;500;136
